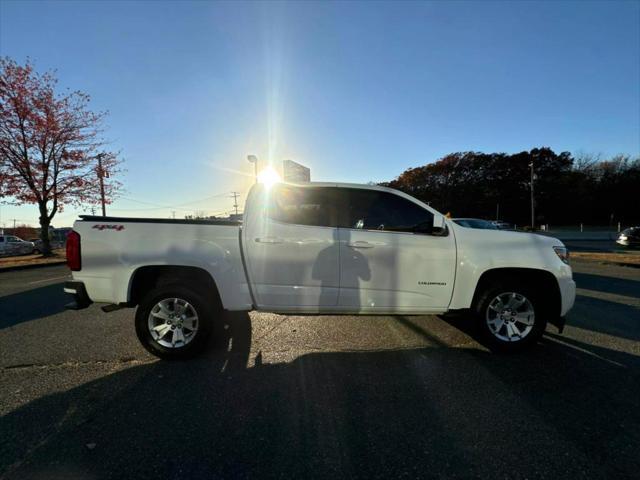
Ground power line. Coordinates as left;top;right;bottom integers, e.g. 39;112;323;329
119;192;232;209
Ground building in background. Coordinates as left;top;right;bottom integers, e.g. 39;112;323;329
283;159;311;183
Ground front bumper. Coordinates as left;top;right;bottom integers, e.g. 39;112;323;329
64;281;92;310
558;277;576;317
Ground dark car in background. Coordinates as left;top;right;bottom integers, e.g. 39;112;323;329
27;228;72;253
617;227;640;247
453;218;499;230
28;238;44;254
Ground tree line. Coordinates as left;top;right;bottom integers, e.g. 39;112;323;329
382;148;640;227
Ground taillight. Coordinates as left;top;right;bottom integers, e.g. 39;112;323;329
66;230;81;271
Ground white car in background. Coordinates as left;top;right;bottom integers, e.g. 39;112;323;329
0;235;35;256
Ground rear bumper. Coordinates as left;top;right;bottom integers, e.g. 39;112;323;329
64;281;92;310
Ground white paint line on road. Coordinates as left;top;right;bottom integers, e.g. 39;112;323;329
576;288;640;307
28;275;70;285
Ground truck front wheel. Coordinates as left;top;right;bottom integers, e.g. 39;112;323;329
135;284;217;360
475;281;548;352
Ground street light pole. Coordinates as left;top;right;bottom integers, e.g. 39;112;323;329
97;153;107;216
247;155;258;184
529;161;535;230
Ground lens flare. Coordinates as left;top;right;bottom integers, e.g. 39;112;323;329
257;166;281;187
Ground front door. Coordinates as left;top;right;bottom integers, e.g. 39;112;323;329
338;188;456;312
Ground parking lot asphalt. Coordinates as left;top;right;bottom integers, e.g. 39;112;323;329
1;261;639;480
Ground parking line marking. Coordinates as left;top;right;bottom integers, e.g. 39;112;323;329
28;275;70;285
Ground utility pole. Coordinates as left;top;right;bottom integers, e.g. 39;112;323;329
247;155;258;184
529;161;535;230
496;203;500;221
96;153;107;216
230;192;240;215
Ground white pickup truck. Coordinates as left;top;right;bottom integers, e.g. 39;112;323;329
65;181;575;359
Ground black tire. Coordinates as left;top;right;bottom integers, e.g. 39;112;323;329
474;280;548;353
135;284;220;360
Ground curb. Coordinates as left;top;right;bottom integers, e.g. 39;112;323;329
558;238;618;242
600;261;640;269
572;257;640;269
0;260;67;273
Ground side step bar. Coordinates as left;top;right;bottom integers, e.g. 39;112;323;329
101;303;127;313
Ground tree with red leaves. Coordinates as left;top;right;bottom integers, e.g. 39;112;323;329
0;57;122;255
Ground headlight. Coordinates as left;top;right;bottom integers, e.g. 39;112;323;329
619;235;627;240
553;246;569;264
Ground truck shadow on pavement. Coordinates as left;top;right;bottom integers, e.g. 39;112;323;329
2;313;639;480
0;282;68;329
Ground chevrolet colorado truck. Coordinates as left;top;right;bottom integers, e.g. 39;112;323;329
65;182;575;359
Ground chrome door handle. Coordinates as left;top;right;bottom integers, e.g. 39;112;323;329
255;237;284;244
347;241;374;249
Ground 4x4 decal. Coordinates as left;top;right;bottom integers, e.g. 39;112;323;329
92;224;125;231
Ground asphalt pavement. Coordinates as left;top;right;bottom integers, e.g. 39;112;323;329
1;261;639;479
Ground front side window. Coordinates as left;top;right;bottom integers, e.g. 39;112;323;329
341;189;435;234
268;185;338;228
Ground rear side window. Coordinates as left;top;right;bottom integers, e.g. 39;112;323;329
268;185;339;228
341;189;434;234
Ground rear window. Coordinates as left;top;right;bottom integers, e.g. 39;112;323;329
268;185;339;228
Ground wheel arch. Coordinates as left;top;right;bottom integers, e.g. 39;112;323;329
128;265;222;308
471;267;561;317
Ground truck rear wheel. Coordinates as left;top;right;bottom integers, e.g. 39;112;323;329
475;281;548;352
135;284;218;360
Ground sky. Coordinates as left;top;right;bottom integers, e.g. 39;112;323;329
1;0;639;227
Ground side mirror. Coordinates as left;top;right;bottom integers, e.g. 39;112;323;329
432;214;448;236
433;214;446;230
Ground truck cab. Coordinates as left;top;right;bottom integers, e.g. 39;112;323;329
242;182;454;313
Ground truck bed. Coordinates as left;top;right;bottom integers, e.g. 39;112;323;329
72;215;252;310
79;215;241;226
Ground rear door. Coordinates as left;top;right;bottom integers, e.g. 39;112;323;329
243;184;341;309
337;188;456;312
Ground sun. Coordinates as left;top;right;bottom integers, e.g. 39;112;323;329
257;166;282;187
